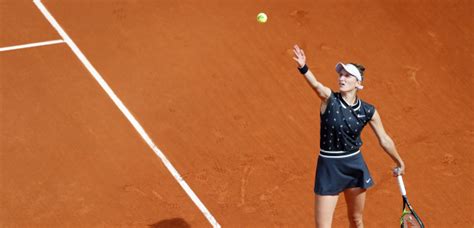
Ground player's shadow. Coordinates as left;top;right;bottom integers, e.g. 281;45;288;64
149;218;191;228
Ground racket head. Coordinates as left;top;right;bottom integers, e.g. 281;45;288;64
400;196;424;228
400;210;422;228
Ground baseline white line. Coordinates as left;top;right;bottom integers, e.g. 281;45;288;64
32;1;220;227
0;39;64;52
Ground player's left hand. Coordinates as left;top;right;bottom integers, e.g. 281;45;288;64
292;44;306;68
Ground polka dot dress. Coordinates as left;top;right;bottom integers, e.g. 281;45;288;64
314;92;376;195
320;92;375;156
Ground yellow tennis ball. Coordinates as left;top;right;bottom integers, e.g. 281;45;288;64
257;12;268;23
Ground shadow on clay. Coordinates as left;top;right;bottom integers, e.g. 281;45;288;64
149;218;191;228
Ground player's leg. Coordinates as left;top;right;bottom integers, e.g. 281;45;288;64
314;194;339;228
344;187;367;228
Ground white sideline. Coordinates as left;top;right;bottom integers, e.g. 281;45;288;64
32;1;220;227
0;39;64;52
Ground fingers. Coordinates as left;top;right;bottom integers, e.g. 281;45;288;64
293;50;302;61
293;47;301;57
293;49;299;56
292;44;306;66
293;44;303;55
392;167;405;176
293;47;305;59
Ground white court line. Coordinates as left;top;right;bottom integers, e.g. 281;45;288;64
32;1;221;227
0;39;64;52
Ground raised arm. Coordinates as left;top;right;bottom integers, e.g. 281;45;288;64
292;45;331;101
369;110;406;175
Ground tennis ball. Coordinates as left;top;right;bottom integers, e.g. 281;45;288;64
257;12;268;23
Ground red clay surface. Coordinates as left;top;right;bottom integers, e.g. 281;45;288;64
1;0;473;227
0;0;58;47
0;45;209;227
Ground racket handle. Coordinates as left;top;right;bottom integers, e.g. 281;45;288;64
397;175;407;196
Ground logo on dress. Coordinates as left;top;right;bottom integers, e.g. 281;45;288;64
366;178;371;183
357;114;366;118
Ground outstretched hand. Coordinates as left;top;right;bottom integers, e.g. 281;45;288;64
292;45;306;68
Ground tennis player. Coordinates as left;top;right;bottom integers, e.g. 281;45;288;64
292;45;405;228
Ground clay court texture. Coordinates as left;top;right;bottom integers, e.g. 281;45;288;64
1;0;473;227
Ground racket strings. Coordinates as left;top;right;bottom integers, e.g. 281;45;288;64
401;211;423;228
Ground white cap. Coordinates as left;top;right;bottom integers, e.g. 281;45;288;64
336;62;364;89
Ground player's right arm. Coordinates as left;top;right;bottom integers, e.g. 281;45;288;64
292;45;331;102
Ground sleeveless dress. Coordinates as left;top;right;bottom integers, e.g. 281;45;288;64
314;92;376;195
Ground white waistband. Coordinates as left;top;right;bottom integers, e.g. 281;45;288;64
319;150;361;159
320;149;360;154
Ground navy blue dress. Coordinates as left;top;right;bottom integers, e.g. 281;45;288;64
314;92;376;195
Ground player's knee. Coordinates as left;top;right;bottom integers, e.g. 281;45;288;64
315;212;334;228
315;211;335;228
348;213;364;227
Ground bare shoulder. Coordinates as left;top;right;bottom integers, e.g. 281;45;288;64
369;110;381;124
370;110;380;121
369;110;385;132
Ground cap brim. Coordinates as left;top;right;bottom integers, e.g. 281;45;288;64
335;62;362;81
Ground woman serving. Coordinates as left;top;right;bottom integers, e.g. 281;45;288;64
292;45;405;228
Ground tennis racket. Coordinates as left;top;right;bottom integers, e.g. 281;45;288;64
396;170;425;228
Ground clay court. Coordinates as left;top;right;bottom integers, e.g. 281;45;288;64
1;0;473;227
